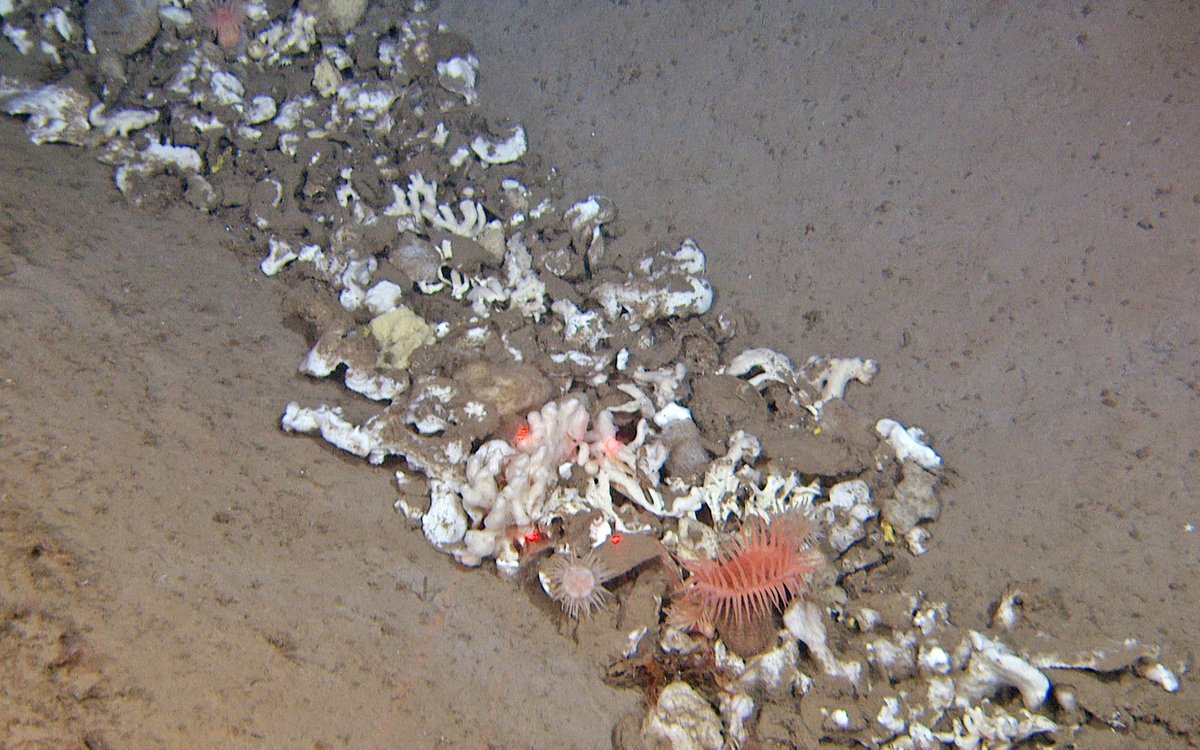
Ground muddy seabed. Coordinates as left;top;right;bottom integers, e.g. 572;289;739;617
1;0;1197;748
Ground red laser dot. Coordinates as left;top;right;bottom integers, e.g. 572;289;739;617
524;529;544;545
514;422;532;446
603;435;623;455
609;533;622;545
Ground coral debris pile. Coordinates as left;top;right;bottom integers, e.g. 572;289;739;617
0;0;1186;747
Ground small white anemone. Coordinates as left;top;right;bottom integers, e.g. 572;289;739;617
543;549;613;618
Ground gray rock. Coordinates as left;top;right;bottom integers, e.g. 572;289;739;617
84;0;161;56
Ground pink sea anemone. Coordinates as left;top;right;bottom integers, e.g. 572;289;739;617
672;513;823;636
194;0;247;50
543;549;613;619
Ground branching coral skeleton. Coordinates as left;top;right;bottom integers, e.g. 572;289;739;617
385;171;488;238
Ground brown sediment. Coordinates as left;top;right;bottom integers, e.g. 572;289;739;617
591;531;681;586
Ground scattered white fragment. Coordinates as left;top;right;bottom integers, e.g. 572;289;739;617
387;172;490;238
876;418;943;469
959;630;1050;710
666;430;759;522
88;104;159;138
829;479;871;510
866;631;918;683
829;708;851;729
913;602;947;636
2;22;31;54
876;695;906;735
140;138;202;171
114;138;203;194
422;479;467;547
654;402;692;426
720;693;755;748
187;112;224;132
725;348;797;389
806;356;878;410
43;7;76;41
919;645;952;675
592;239;713;322
393;497;422;521
260;235;299;276
553;299;609;351
944;705;1057;748
436;55;479;104
641;682;723;750
210;70;246;106
38;38;59;63
324;44;352;71
431;121;450;147
281;402;382;460
471;125;527;164
992;587;1023;631
927;675;955;712
257;7;318;64
659;626;702;655
0;79;92;145
337;81;399;122
905;526;930;555
363;281;405;316
243;95;277;125
309;58;338;96
1138;661;1181;692
784;600;862;684
732;640;804;696
158;3;191;27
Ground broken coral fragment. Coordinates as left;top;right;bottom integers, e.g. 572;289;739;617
641;681;724;750
592;239;713;322
0;78;92;145
959;630;1051;710
471;124;526;164
784;599;863;684
876;418;942;470
423;478;468;548
301;327;406;401
436;55;479;103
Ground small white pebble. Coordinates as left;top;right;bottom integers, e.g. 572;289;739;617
919;645;951;674
1139;662;1180;692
